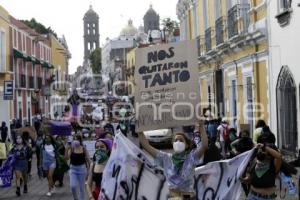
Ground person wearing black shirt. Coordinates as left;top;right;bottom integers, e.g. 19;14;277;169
0;121;8;143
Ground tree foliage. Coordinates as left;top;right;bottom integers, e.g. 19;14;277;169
89;48;102;74
21;18;58;38
161;17;179;35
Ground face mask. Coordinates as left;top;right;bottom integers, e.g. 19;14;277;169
93;149;109;164
83;133;89;138
72;140;80;147
16;138;23;144
173;141;186;153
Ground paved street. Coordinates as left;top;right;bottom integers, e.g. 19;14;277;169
1;135;299;200
0;156;74;200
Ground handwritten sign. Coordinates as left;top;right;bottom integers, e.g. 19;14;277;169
100;133;254;200
83;140;96;158
134;40;200;131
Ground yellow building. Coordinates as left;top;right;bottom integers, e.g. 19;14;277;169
50;34;71;116
0;5;13;126
126;47;136;95
177;0;268;133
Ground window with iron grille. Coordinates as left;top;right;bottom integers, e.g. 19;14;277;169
21;74;26;88
227;5;238;38
29;76;34;88
279;0;292;11
205;28;212;52
276;66;298;154
215;17;224;45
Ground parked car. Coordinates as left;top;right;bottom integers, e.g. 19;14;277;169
144;129;173;147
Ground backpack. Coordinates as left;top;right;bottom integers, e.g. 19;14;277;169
222;125;229;140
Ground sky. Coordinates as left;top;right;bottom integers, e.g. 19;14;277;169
1;0;178;74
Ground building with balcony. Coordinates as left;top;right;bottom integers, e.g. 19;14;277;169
10;16;54;125
49;34;71;117
268;0;300;156
177;0;269;134
0;5;13;128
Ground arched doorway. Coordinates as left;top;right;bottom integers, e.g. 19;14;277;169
276;66;298;154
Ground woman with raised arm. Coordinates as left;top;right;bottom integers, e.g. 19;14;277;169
241;143;282;200
139;120;208;200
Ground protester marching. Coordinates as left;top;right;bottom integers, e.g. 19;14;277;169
0;24;299;200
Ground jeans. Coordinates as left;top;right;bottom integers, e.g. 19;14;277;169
247;192;276;200
220;141;226;159
69;165;86;200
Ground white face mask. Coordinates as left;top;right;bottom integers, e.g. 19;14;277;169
173;141;186;153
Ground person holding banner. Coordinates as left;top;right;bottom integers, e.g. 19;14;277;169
139;120;208;200
86;138;112;200
241;143;282;200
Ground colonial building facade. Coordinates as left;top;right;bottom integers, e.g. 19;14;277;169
10;16;54;124
268;0;300;156
177;0;269;134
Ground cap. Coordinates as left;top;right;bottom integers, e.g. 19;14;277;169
97;138;113;151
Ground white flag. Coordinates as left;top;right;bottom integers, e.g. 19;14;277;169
100;134;254;200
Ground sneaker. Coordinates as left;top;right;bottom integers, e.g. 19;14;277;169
16;187;21;196
46;192;52;197
51;187;55;194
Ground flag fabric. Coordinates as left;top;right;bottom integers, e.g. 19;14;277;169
100;133;254;200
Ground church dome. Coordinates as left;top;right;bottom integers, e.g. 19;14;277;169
120;19;138;37
144;4;158;18
84;5;99;18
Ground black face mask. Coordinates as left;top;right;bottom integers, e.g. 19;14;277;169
257;150;267;161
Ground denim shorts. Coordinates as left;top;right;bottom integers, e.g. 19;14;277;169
43;161;56;171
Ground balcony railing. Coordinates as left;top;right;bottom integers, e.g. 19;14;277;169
216;17;225;45
205;28;212;52
227;4;250;39
29;76;34;89
20;75;26;88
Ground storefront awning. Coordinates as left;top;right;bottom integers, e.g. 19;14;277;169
13;49;25;58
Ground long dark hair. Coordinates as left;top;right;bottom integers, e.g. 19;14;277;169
74;134;83;146
255;120;266;129
15;134;27;146
43;134;56;146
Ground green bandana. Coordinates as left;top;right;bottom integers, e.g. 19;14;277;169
93;149;109;164
171;151;189;169
255;161;270;178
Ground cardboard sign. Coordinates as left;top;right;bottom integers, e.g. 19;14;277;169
135;40;200;131
83;140;96;158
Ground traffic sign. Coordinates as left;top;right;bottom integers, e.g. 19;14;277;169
3;80;13;100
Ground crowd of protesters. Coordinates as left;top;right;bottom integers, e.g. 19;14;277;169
0;104;298;200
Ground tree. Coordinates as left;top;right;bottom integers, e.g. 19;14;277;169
89;48;102;74
21;18;58;38
161;17;179;36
